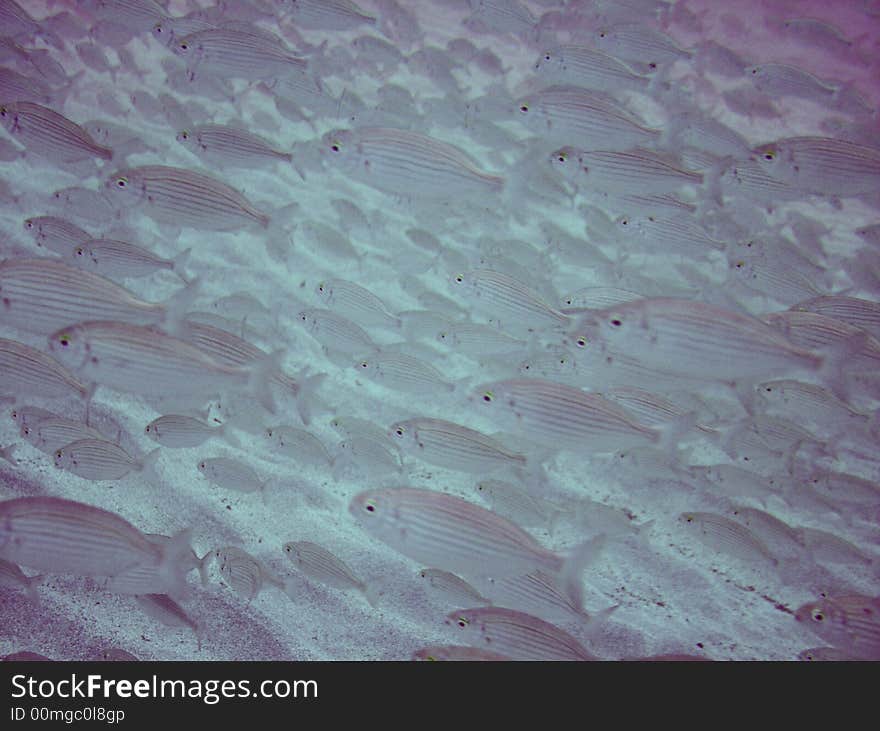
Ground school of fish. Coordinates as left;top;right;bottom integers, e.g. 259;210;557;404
0;0;879;661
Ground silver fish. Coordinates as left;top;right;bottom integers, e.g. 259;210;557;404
22;216;92;254
446;606;597;661
390;417;528;473
212;545;284;600
0;337;91;401
794;595;880;660
176;124;293;169
197;457;270;499
533;45;652;93
283;541;375;606
54;440;159;482
105;165;270;230
145;414;232;449
0;101;112;163
69;239;190;283
321;127;504;199
0;496;194;598
281;0;376;30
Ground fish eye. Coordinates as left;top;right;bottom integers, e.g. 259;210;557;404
24;220;33;229
482;391;494;403
611;319;622;327
179;130;188;140
811;609;825;622
75;247;84;256
22;426;30;436
198;461;206;470
360;361;369;369
519;104;529;113
317;283;324;292
598;31;606;38
684;515;694;523
544;54;551;61
575;336;587;348
556;152;567;163
115;177;128;188
394;427;405;437
454;274;464;283
735;261;745;268
763;150;776;161
178;42;188;51
57;334;71;347
364;500;377;513
330;142;341;152
55;450;63;459
144;425;152;432
456;617;469;628
0;107;7;117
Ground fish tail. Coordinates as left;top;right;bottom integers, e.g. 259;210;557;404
161;276;201;336
0;443;18;465
557;534;606;611
294;370;326;426
197;550;213;587
158;528;196;602
362;581;380;608
25;574;44;604
656;411;698;453
171;247;193;284
219;422;242;449
138;447;162;486
581;603;619;639
818;332;869;402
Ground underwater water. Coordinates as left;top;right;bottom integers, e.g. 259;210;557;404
0;0;879;662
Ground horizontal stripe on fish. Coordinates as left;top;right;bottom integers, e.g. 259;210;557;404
0;337;90;400
0;101;112;163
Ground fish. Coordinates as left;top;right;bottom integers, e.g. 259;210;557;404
197;457;271;500
280;0;376;30
791;296;880;340
173;26;307;82
0;337;91;401
48;321;279;412
794;595;880;660
53;440;159;482
321;127;504;199
355;351;455;394
593;22;692;68
105;165;270;231
753;137;880;197
533;45;652;93
283;541;375;606
419;568;488;607
0;101;113;163
473;378;684;453
144;414;233;449
350;487;602;608
176;124;294;169
389;417;528;474
135;594;204;650
296;308;378;356
211;545;284;600
22;416;107;454
0;496;194;598
263;425;333;468
0;258;195;336
22;216;92;255
0;558;41;602
451;269;570;333
551;147;704;196
573;298;829;386
315;279;400;329
678;512;779;569
516;87;660;149
69;239;191;283
445;606;597;661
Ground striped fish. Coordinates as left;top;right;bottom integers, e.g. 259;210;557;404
389;417;528;473
0;101;112;163
354;351;454;394
791;296;880;340
281;0;376;29
22;216;93;254
349;487;601;604
551;147;703;195
679;512;779;568
446;606;597;661
0;496;194;597
176;124;293;168
474;378;675;453
54;440;159;481
534;46;652;93
144;415;231;449
321;127;504;198
105;165;270;231
419;568;488;607
174;26;306;82
0;338;90;401
283;541;375;606
48;321;276;411
211;545;284;600
0;258;193;336
516;87;660;149
753;136;880;197
69;239;191;283
315;279;400;329
297;308;378;356
452;269;570;333
794;594;880;660
22;416;106;453
576;298;826;384
594;22;692;67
